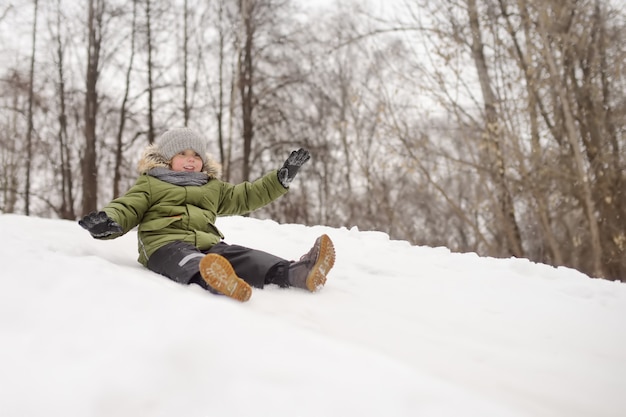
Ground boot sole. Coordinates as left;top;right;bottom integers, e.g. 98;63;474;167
199;254;252;302
306;234;336;292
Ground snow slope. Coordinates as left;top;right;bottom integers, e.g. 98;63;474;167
1;214;625;417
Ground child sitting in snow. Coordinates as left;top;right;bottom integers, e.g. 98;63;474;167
78;127;335;302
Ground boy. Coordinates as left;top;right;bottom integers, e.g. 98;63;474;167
79;127;335;302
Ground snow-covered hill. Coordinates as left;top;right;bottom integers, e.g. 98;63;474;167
1;214;624;417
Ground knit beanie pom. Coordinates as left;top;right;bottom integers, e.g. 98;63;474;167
157;128;208;163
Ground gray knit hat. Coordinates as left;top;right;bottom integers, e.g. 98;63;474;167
158;127;208;163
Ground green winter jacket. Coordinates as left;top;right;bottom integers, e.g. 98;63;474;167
100;144;288;266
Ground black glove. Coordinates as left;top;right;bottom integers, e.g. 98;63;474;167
79;211;123;238
277;148;310;188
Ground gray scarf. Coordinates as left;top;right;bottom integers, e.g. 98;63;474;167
148;167;209;186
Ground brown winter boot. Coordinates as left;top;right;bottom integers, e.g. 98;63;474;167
288;234;336;292
199;254;252;302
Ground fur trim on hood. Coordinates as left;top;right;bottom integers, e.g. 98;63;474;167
137;143;222;179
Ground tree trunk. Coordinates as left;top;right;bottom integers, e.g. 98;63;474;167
467;0;524;258
54;0;75;219
216;0;227;174
145;0;155;144
499;0;564;265
536;6;605;278
113;0;137;198
24;0;39;216
81;0;103;215
183;0;190;126
239;0;254;181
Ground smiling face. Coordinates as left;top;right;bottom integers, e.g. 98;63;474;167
170;149;203;172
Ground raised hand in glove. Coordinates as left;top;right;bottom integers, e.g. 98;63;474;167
277;148;311;188
79;211;123;238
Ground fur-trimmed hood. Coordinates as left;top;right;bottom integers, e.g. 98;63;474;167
136;143;222;179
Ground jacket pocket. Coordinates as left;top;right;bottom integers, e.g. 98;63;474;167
138;216;182;232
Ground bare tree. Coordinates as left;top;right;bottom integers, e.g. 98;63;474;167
237;0;255;181
0;70;23;214
466;0;524;258
53;0;76;219
182;0;190;126
231;0;303;182
145;0;155;143
497;0;564;265
24;0;39;216
216;0;229;176
81;0;104;215
532;3;603;277
113;0;138;198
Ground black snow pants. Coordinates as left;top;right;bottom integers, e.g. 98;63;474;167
146;240;290;291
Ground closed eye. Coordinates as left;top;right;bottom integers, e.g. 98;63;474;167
178;151;201;158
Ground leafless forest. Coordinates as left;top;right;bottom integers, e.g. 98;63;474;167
1;0;624;281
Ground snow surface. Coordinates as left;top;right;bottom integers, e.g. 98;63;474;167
1;213;625;417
